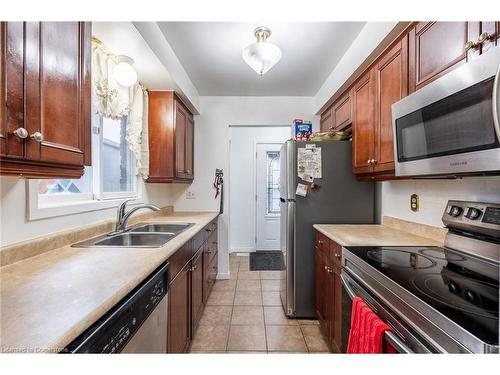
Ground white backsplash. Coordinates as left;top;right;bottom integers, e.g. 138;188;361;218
380;176;500;228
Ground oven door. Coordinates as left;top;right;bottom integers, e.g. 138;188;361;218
341;270;433;353
392;46;500;177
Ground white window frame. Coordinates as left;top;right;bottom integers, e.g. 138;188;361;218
27;115;142;221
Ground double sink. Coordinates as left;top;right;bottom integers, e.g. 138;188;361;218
73;223;194;248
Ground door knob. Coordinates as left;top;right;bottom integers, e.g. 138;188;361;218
335;253;341;260
13;127;28;139
30;131;43;142
372;159;378;165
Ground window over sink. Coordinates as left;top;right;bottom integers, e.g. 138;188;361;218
28;114;141;220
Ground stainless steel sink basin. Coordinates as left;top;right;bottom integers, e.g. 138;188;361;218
72;232;175;248
129;223;194;234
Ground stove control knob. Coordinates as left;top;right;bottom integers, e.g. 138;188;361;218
449;206;463;217
465;290;477;303
465;207;482;220
448;281;460;294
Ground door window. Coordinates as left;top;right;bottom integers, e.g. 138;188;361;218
266;151;281;216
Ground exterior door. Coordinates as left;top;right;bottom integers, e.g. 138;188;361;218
255;143;281;250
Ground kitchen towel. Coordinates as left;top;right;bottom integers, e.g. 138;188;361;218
347;296;396;354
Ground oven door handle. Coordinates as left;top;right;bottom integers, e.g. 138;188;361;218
493;61;500;142
341;273;415;354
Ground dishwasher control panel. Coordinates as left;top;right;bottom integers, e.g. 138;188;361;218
63;262;169;353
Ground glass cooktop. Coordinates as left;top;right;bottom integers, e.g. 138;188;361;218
344;246;499;346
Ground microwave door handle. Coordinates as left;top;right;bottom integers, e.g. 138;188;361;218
493;63;500;142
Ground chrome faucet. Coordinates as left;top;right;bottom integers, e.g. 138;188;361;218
114;199;160;233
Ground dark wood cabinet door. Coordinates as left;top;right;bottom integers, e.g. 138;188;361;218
373;37;408;173
332;92;352;131
168;262;191;353
191;248;204;332
408;22;474;92
320;107;333;131
352;71;375;174
202;242;210;304
25;22;90;166
314;233;330;338
174;100;187;178
1;22;25;159
331;269;342;353
184;115;194;178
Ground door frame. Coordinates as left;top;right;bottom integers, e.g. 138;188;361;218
254;141;283;251
227;125;292;255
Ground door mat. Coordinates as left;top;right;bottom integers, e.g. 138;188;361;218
249;251;285;271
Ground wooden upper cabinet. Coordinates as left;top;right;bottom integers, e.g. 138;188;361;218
147;91;194;183
331;92;352;131
174;100;187;177
185;115;194;179
408;22;478;92
320;107;333;131
0;21;91;178
320;93;352;132
351;70;375;175
373;36;408;174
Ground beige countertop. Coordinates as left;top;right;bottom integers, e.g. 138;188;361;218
313;224;443;247
0;211;219;353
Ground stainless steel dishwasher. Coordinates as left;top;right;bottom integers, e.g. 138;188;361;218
64;262;169;353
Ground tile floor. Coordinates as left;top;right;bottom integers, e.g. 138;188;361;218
189;254;330;353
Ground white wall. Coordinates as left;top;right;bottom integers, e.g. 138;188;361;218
314;22;399;113
174;96;318;277
229;126;291;253
0;177;183;246
380;177;500;228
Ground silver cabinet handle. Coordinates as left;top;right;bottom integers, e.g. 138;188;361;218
334;253;341;260
13;127;28;139
372;159;378;165
30;131;43;142
367;159;371;165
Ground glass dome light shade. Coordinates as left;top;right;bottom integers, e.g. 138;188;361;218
242;41;282;76
113;55;138;87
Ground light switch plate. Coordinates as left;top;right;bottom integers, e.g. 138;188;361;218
186;190;196;199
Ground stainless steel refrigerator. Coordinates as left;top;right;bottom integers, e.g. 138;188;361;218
279;140;374;318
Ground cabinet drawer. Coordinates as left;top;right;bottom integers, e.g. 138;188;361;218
169;242;192;282
330;240;342;269
315;231;330;256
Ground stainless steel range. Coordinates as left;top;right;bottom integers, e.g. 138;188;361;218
341;200;499;353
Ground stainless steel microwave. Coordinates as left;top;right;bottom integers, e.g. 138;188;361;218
392;47;500;177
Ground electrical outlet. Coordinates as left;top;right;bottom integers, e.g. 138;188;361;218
410;194;419;212
186;190;196;200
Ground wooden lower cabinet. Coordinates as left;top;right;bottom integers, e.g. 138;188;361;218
315;230;343;353
167;218;218;353
168;261;191;353
190;248;204;333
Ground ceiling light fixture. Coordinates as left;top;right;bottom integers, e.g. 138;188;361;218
113;55;138;87
242;26;282;76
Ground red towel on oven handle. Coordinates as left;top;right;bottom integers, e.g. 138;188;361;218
347;296;397;354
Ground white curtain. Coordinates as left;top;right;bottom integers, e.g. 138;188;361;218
91;37;149;177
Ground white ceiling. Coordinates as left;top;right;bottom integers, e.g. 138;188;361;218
158;22;366;96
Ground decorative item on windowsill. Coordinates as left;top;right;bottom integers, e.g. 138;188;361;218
293;119;313;141
213;169;224;214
